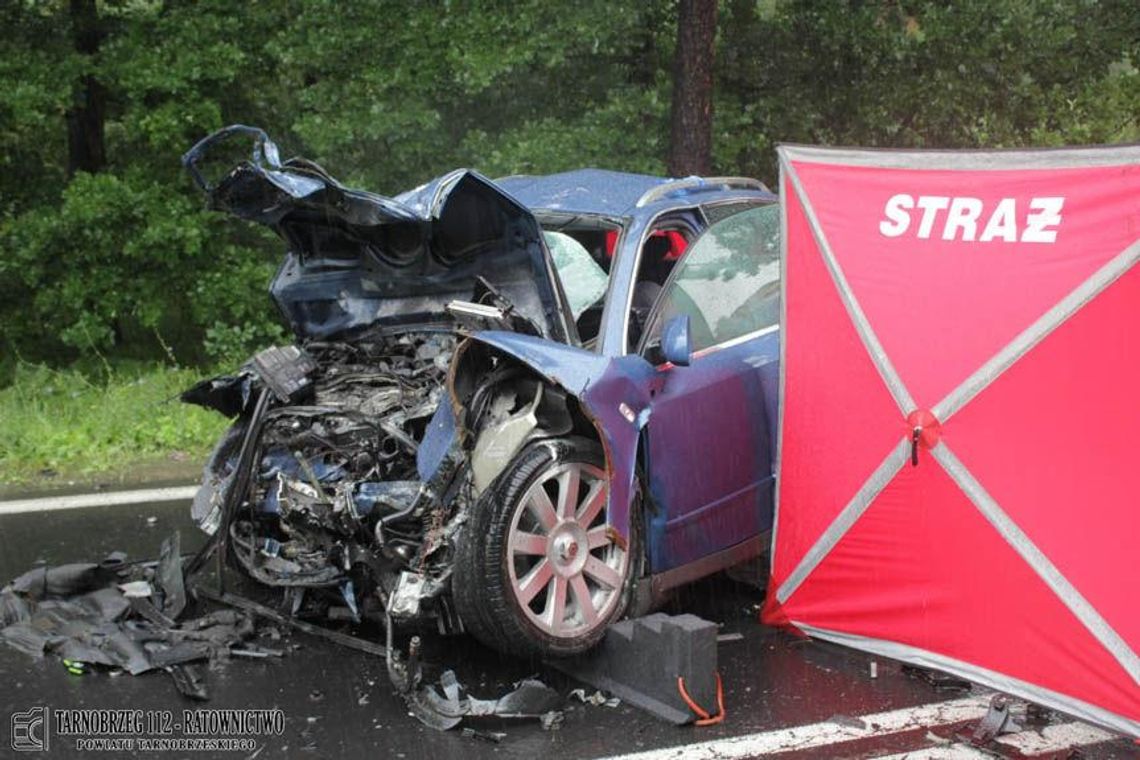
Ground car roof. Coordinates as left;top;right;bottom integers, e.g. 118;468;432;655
495;169;773;219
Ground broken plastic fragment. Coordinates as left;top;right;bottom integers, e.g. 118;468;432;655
339;580;360;622
118;581;154;598
388;572;427;620
169;663;209;701
569;688;621;707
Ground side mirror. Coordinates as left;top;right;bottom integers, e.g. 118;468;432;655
661;314;692;367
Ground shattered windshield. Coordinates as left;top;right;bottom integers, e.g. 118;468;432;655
544;231;609;320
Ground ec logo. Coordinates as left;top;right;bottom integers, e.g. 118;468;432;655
11;706;48;752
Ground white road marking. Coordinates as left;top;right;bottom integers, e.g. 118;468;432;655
872;722;1120;758
994;721;1119;754
0;486;198;515
597;696;991;760
872;745;990;759
600;698;1123;760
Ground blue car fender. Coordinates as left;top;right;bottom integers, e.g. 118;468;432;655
457;331;657;545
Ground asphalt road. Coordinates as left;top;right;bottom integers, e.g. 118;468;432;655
0;491;1136;759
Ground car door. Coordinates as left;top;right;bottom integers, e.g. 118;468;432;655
636;205;782;572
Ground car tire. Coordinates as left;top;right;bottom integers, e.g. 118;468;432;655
453;437;636;659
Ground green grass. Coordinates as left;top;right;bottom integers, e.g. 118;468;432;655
0;361;230;485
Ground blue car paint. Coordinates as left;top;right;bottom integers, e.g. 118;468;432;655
497;170;675;218
470;180;782;575
499;168;776;358
464;331;611;396
184;126;572;344
497;169;775;220
416;401;458;481
596;205;705;357
660;315;693;366
577;355;659;542
643;330;780;570
468;326;781;573
187;128;786;593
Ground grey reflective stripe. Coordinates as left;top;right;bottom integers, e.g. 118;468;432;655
793;621;1140;738
935;239;1140;422
779;143;1140;170
770;159;793;578
784;162;916;415
776;437;910;603
933;443;1140;687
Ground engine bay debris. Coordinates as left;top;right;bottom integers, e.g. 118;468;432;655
186;332;471;630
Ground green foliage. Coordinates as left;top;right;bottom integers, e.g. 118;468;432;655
0;0;1135;481
716;0;1140;182
0;0;1137;371
0;361;229;484
269;0;672;192
0;171;281;364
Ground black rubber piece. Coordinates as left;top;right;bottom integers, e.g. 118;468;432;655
453;437;636;659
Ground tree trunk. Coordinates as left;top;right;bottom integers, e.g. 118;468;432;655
668;0;717;177
66;0;106;176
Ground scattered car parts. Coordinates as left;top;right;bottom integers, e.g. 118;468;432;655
0;534;262;700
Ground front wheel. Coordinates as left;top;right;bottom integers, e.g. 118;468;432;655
453;437;634;658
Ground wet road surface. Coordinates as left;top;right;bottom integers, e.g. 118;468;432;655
1;493;1136;759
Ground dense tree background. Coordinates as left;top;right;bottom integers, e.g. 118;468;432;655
1;0;1137;374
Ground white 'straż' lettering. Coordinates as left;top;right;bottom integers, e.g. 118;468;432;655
1021;197;1064;243
879;194;913;237
979;198;1018;242
942;197;983;241
878;195;1064;243
915;196;951;239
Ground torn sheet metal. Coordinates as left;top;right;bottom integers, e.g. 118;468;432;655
393;645;563;731
383;628;562;732
408;671;563;730
460;332;657;545
194;587;387;658
156;531;187;619
183;125;570;343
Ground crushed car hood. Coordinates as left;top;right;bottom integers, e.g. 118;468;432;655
183;125;572;342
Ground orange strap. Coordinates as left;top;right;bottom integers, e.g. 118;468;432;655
676;672;725;726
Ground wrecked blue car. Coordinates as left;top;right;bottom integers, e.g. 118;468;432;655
183;125;781;658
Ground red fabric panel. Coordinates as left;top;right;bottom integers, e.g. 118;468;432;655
774;149;1140;733
769;176;909;588
790;161;1140;407
948;264;1140;655
780;460;1140;723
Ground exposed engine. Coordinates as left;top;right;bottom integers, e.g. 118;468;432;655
191;331;473;631
185;314;588;640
